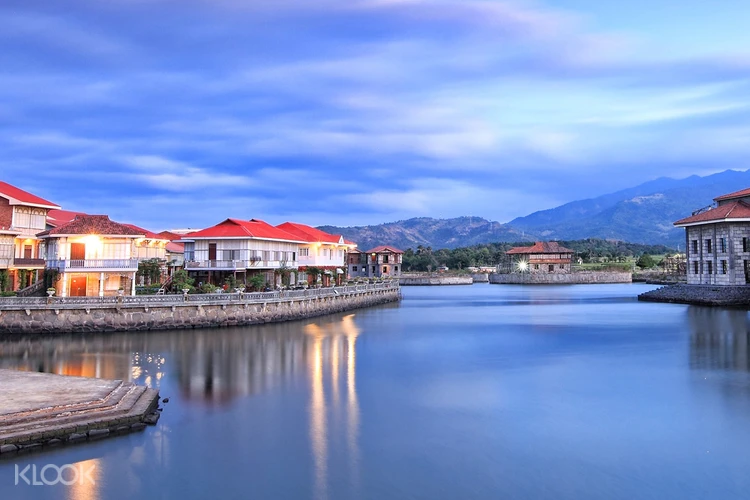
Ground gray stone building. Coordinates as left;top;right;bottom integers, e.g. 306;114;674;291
674;187;750;285
347;246;403;279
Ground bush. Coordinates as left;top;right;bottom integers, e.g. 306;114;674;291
636;254;656;269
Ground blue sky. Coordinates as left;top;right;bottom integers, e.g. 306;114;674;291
2;0;750;231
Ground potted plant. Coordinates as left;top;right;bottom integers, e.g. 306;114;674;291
46;287;56;297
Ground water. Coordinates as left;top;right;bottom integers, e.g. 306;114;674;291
1;283;750;499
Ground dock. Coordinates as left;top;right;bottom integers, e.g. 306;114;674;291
0;369;159;455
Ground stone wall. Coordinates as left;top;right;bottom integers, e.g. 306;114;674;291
638;284;750;307
399;276;474;286
0;288;400;335
489;271;632;285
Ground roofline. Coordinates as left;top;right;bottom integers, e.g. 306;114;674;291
5;199;61;210
178;235;308;244
38;233;145;239
674;218;750;228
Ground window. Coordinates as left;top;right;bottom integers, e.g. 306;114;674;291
744;238;749;253
693;261;699;274
394;266;398;272
706;261;713;274
706;239;712;254
299;248;309;257
352;266;357;272
383;266;388;273
720;238;727;253
383;255;389;263
559;264;565;269
692;240;698;253
534;264;539;270
371;266;375;273
548;264;554;272
721;260;728;275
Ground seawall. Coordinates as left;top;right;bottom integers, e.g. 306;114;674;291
0;284;400;335
638;284;750;307
489;271;632;285
399;276;473;286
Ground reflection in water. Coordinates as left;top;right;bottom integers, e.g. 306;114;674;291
689;307;750;372
67;457;101;500
304;314;361;500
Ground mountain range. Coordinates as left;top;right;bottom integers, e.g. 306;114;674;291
319;169;750;250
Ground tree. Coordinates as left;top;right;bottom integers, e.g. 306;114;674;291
171;269;195;292
137;258;163;285
636;254;656;269
248;274;265;291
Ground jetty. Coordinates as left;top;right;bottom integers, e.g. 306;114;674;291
638;284;750;307
0;370;159;456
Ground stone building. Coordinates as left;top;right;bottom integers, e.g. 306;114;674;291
348;246;403;278
505;241;574;273
674;187;750;285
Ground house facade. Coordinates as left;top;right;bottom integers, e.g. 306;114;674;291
276;222;356;285
348;246;403;278
38;215;144;297
181;219;305;287
674;187;750;285
505;241;574;273
0;181;61;291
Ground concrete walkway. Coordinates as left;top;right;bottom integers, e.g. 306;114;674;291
0;369;159;455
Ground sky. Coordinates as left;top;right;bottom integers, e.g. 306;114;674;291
2;0;750;231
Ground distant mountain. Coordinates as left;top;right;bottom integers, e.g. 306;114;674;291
320;169;750;250
509;169;750;246
318;217;531;251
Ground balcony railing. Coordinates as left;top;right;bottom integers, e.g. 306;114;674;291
185;259;295;270
13;258;46;268
46;258;140;272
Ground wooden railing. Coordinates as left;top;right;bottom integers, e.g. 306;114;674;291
0;281;399;310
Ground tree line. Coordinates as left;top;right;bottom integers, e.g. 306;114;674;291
402;239;676;272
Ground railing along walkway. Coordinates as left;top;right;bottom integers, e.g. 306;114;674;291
0;282;399;310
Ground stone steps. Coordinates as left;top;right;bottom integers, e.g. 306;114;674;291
0;377;160;451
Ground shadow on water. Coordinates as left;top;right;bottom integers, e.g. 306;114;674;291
688;306;750;372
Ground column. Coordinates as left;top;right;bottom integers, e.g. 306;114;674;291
99;272;105;297
61;273;68;297
131;272;136;296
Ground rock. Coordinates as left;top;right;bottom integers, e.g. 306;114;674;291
88;429;110;439
47;439;63;446
143;412;160;425
68;433;87;441
130;422;147;431
162;397;170;403
0;444;18;454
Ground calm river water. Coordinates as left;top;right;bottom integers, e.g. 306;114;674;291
2;284;750;499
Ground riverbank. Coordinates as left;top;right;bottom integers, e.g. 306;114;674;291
399;275;473;286
0;370;159;456
638;284;750;307
0;283;400;335
489;271;632;285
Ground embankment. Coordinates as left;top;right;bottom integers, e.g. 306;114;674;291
638;284;750;307
489;271;632;285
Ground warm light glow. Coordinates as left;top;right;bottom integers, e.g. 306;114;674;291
516;259;529;272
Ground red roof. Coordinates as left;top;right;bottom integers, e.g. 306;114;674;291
184;219;305;241
123;223;166;240
506;241;574;255
38;215;145;237
157;230;185;241
674;200;750;226
276;222;346;244
0;181;60;209
714;187;750;202
166;241;184;253
365;245;404;254
47;209;86;228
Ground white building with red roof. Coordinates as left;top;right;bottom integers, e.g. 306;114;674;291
37;215;145;297
0;181;61;292
506;241;575;274
674;187;750;285
180;218;306;287
276;222;356;285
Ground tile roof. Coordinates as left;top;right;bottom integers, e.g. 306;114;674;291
157;230;185;241
166;241;184;253
47;209;86;228
365;245;404;254
184;218;305;241
122;223;166;240
276;222;346;244
506;241;574;255
38;215;146;237
0;181;60;209
674;200;750;226
714;187;750;202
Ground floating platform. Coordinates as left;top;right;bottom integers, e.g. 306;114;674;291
0;369;159;456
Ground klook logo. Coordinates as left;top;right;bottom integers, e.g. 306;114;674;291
15;464;96;486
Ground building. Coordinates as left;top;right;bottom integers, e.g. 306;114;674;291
276;222;356;285
505;241;574;273
674;187;750;285
38;215;144;297
0;181;61;291
348;246;403;278
180;218;305;287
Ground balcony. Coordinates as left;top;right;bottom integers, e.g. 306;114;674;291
13;258;46;268
46;259;140;272
185;259;295;271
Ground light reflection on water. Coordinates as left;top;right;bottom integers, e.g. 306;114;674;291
1;284;750;499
